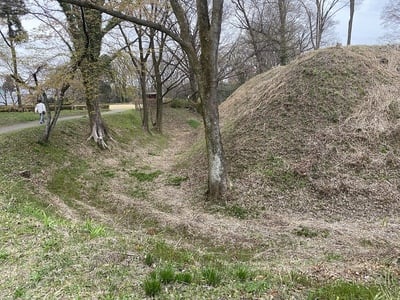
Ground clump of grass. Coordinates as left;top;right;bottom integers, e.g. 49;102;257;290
226;204;248;219
187;119;201;129
175;271;193;284
0;249;9;260
158;265;176;284
307;280;380;300
166;175;188;186
129;170;162;182
143;276;162;297
84;219;107;238
100;170;115;178
202;267;221;286
234;265;251;282
150;240;194;265
144;253;155;267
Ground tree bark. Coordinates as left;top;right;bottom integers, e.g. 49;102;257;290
347;0;355;46
196;0;228;200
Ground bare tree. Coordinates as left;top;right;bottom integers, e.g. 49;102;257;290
1;74;16;105
381;0;400;43
57;0;228;201
300;0;346;49
232;0;310;74
0;0;28;107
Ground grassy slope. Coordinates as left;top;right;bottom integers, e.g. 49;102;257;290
1;65;400;298
220;46;400;219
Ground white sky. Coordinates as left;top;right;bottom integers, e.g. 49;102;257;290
334;0;390;45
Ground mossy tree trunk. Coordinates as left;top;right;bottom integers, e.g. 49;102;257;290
59;1;120;148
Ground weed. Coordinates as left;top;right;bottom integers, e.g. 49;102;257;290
326;252;343;262
286;271;314;287
144;253;155;266
175;271;193;284
243;280;270;294
150;240;194;265
187;119;201;129
42;237;61;252
202;267;221;286
308;280;380;300
0;249;9;260
129;186;148;198
84;219;107;238
143;276;162;297
226;204;248;219
129;169;162;182
158;265;176;284
166;175;188;186
234;265;251;282
13;287;25;298
100;170;115;178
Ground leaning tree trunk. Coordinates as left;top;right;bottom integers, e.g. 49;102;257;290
82;61;109;149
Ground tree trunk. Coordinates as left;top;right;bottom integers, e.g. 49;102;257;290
278;0;289;66
196;0;228;201
82;61;109;149
139;65;150;133
150;28;164;134
347;0;355;46
10;40;22;107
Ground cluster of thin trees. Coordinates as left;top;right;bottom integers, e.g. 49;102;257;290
0;0;395;200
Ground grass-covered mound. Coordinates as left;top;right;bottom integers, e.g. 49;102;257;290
219;46;400;219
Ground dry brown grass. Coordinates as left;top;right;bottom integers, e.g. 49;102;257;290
217;45;400;221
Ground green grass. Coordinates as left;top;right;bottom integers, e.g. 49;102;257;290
129;169;162;182
0;110;87;126
308;281;381;300
187;119;201;129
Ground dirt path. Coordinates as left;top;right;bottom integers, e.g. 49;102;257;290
0;108;130;135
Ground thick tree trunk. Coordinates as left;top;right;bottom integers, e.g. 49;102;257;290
199;79;228;200
82;61;109;149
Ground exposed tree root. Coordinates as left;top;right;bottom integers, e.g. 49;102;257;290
87;123;110;150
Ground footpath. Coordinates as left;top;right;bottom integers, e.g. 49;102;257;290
0;105;134;135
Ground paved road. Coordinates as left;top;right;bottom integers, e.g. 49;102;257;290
0;106;133;135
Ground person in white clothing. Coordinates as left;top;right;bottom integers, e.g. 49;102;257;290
34;99;46;124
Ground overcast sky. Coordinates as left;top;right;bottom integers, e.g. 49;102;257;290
334;0;389;45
